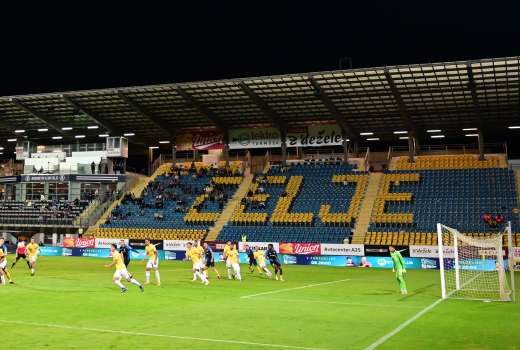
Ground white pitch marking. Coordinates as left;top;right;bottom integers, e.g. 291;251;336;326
240;278;351;299
0;319;329;350
363;298;443;350
250;297;424;309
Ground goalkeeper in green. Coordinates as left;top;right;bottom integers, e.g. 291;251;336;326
389;246;408;295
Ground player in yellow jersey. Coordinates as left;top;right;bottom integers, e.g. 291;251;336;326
185;242;209;285
26;238;40;276
105;244;144;293
144;239;161;286
254;247;272;278
227;243;241;281
0;238;14;285
223;240;233;279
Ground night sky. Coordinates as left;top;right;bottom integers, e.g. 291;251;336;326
1;2;519;96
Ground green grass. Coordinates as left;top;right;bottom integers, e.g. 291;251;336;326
1;256;519;350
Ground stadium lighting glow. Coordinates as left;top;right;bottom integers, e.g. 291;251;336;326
427;129;441;133
62;127;73;130
431;135;445;138
360;132;374;136
74;135;86;139
87;125;99;129
0;152;3;155
159;141;170;144
7;138;16;142
393;131;408;134
465;134;479;137
508;126;520;129
366;138;379;141
462;128;477;131
149;146;159;149
52;136;63;140
14;129;25;133
0;147;4;150
98;134;109;137
123;133;135;136
38;128;49;132
399;136;409;140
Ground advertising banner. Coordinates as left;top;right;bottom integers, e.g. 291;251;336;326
409;245;455;258
39;246;63;256
287;124;343;148
69;248;112;258
163;240;190;251
279;243;321;255
229;128;281;149
297;255;351;266
176;132;224;151
364;245;410;257
238;242;280;253
63;237;96;248
362;256;422;269
129;239;163;250
95;238;129;249
320;244;364;256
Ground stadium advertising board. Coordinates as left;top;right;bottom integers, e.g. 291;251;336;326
320;244;364;256
39;246;63;256
280;243;321;255
286;124;343;147
364;245;410;257
63;237;96;248
229;125;344;149
229;127;281;149
238;242;280;252
409;245;455;258
129;239;163;250
176;132;224;151
163;240;191;251
363;256;422;269
71;248;112;258
94;238;129;249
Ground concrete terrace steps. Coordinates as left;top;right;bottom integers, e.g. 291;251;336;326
350;172;383;244
206;173;254;241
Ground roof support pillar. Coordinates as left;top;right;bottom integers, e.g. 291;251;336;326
280;129;287;166
343;139;349;164
478;130;485;161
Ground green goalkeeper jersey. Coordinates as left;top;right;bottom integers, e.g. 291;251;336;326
390;250;405;270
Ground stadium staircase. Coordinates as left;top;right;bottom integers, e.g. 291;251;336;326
205;173;254;241
85;166;170;236
350;172;383;244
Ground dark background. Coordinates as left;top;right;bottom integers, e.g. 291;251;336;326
1;2;519;96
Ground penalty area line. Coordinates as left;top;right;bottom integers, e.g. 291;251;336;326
0;319;328;350
240;278;351;299
362;298;443;350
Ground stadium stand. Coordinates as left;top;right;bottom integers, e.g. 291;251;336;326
365;155;520;246
0;200;88;226
217;162;368;243
94;162;243;240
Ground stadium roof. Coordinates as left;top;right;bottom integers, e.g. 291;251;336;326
0;56;519;148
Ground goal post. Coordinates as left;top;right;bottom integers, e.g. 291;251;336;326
437;223;513;302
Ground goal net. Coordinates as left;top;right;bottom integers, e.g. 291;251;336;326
436;223;512;301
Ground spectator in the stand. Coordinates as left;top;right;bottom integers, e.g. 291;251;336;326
104;163;109;174
91;161;96;174
98;162;103;175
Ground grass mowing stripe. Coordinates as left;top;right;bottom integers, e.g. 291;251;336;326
250;297;425;309
240;278;351;299
362;299;443;350
0;319;329;350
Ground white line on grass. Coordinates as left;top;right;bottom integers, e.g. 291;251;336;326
240;278;351;299
362;298;443;350
250;297;424;309
0;319;328;350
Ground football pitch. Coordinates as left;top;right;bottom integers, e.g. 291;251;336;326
1;257;519;350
